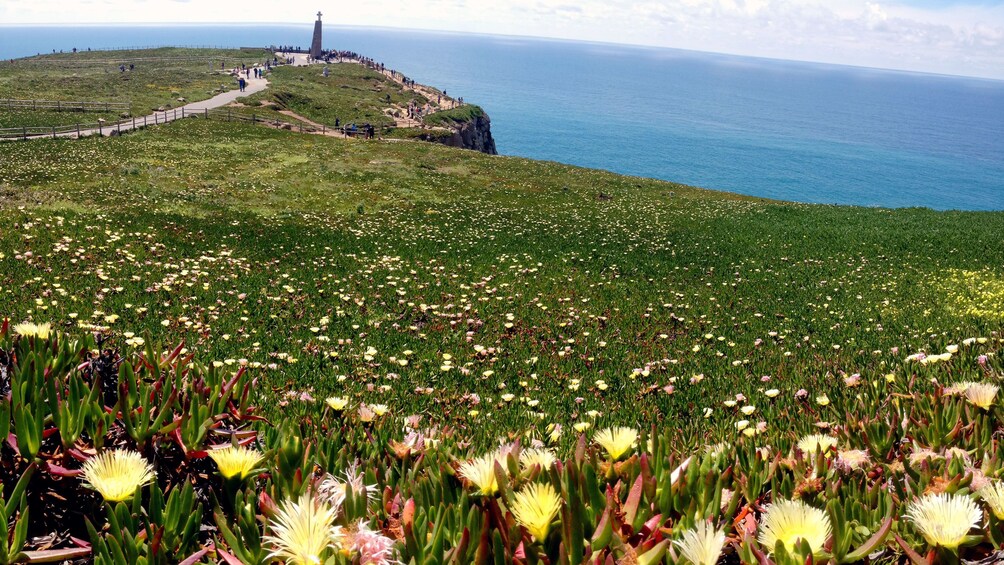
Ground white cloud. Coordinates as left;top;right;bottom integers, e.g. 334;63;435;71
1;0;1002;78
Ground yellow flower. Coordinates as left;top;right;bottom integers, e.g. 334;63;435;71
573;421;591;433
458;453;500;496
979;482;1004;519
797;434;838;456
510;483;562;542
519;448;557;471
906;493;981;550
325;396;350;411
80;450;156;502
370;404;389;417
594;427;638;461
758;499;831;554
815;395;830;406
13;321;52;339
965;383;998;410
208;445;263;480
674;521;726;565
264;493;343;565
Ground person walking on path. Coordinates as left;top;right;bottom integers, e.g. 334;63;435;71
238;77;247;92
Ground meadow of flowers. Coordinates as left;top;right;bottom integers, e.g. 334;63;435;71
0;118;1003;563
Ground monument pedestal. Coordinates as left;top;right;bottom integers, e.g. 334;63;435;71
310;12;323;58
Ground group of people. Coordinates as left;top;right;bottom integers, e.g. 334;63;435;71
341;123;377;139
227;58;283;92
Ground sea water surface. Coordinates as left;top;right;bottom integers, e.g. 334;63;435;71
2;24;1002;210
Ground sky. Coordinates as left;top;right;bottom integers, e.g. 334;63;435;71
2;0;1003;79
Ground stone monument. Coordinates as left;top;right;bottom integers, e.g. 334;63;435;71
310;12;323;58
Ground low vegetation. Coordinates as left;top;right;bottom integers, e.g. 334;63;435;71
424;104;486;127
237;64;427;128
0;48;271;125
0;64;1002;563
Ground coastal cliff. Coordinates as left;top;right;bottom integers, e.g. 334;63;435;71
422;105;498;155
441;112;497;155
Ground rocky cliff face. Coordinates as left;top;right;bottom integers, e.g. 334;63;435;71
439;112;497;155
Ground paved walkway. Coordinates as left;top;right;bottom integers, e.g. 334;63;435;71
12;74;268;140
9;55;459;143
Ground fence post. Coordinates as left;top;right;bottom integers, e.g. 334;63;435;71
133;117;136;130
144;116;147;127
77;124;81;137
32;100;36;111
105;102;109;112
299;123;303;133
174;109;177;120
252;113;256;124
322;124;325;134
57;101;61;111
98;122;102;136
182;108;185;118
228;109;231;122
52;126;56;139
205;108;208;118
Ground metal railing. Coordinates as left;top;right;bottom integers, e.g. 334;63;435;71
0;99;130;113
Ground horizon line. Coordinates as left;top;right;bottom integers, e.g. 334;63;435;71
2;21;1003;83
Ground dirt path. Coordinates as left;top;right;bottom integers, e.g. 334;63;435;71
8;73;269;140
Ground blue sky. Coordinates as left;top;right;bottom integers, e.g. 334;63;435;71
1;0;1002;79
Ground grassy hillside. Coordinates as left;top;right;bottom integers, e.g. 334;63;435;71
424;103;486;127
1;116;1003;562
237;63;427;128
0;47;271;125
2;118;1002;446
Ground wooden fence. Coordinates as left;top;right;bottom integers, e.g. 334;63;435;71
0;105;396;141
0;99;130;113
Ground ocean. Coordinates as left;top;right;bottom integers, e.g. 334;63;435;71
2;24;1002;211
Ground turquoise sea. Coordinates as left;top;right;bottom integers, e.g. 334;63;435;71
2;24;1002;210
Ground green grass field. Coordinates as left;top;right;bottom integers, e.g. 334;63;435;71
2;118;1002;449
1;86;1003;564
237;63;428;128
0;48;271;125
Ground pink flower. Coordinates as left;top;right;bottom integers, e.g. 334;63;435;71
978;355;988;367
347;520;399;565
795;389;808;400
760;375;771;382
890;347;899;355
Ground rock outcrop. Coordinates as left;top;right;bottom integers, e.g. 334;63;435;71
439;112;497;155
419;106;497;155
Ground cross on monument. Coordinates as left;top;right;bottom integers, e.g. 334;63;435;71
317;11;322;20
